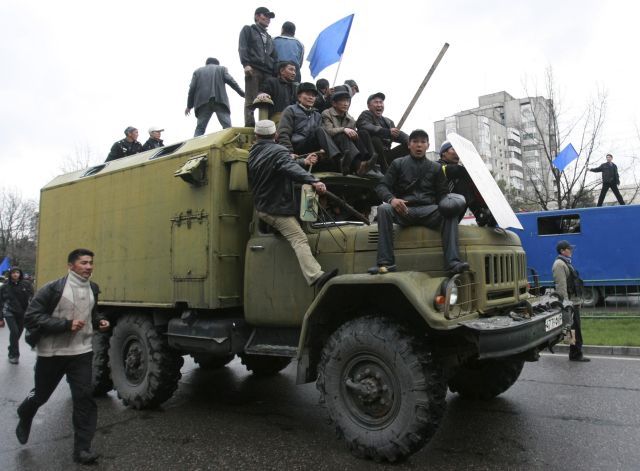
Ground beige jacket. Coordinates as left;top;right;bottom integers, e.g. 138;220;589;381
321;107;356;137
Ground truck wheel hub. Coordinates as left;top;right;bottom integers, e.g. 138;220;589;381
123;339;146;384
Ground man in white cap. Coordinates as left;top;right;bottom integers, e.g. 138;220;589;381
248;119;338;290
142;126;165;151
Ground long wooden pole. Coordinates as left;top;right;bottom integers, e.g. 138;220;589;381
332;55;344;87
397;43;450;130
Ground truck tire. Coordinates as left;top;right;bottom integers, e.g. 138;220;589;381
448;357;525;400
192;353;235;370
92;331;113;396
109;314;184;409
581;286;602;308
239;354;291;376
317;316;447;462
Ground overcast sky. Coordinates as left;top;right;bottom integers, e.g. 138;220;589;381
1;0;638;200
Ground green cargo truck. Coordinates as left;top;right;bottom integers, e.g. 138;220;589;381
37;128;571;461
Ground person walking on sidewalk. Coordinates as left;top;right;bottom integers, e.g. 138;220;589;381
0;267;33;364
552;240;590;362
16;249;111;464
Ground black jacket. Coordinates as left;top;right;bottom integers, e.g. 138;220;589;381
238;24;277;74
142;138;164;151
377;155;447;206
24;275;103;348
106;138;143;162
590;162;620;185
248;140;318;215
277;104;322;152
356;110;409;150
0;274;32;319
259;77;298;116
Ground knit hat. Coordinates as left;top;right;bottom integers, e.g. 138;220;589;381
440;141;453;155
255;120;277;136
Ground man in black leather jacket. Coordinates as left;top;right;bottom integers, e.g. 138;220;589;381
0;267;33;363
590;153;625;206
248;120;337;289
372;130;469;275
105;126;143;162
16;249;110;465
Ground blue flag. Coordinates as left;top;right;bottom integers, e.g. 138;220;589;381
0;256;10;274
552;143;579;171
307;14;354;78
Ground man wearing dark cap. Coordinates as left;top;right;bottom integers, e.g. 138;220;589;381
0;267;33;364
256;61;298;123
186;57;245;136
273;21;305;83
356;93;408;172
321;90;377;176
239;7;278;127
248;119;338;290
277;82;344;172
438;141;496;227
371;129;469;275
553;241;589;362
105;127;143;162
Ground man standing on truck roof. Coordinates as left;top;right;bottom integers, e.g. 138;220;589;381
16;249;111;464
248;119;338;290
0;267;33;364
273;21;304;83
552;240;590;362
105;126;143;162
371;129;469;275
438;141;496;227
239;6;278;127
186;57;245;136
590;153;625;206
142;126;165;151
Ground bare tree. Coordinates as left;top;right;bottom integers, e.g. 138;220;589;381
520;67;607;210
59;142;98;173
0;189;38;273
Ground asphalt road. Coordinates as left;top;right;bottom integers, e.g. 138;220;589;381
1;335;639;471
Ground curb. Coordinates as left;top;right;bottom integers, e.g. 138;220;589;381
553;344;640;357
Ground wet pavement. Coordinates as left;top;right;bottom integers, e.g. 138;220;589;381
1;334;639;470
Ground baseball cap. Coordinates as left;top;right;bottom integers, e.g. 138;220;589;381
255;7;275;18
556;240;575;253
148;126;164;133
440;141;453;155
367;92;385;104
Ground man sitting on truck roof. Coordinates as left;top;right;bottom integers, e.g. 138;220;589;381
256;61;298;124
371;130;469;275
248;119;338;290
105;126;143;162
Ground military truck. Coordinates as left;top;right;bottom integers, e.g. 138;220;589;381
37;128;571;461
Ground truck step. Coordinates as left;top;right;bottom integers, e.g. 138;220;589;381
244;345;298;357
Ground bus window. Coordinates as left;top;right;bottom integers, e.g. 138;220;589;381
537;214;581;235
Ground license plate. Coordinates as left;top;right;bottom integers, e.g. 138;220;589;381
545;313;563;332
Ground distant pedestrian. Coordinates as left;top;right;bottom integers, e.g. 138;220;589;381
552;240;590;362
17;249;110;464
0;267;33;364
273;21;304;82
239;6;277;127
105;126;143;162
590;153;625;206
142;126;165;151
186;57;245;136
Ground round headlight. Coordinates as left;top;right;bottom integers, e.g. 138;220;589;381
449;283;459;305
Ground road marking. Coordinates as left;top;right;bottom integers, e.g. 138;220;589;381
541;352;640;361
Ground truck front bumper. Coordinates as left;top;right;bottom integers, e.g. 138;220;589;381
459;294;572;360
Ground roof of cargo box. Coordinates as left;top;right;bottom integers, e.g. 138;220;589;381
41;127;254;191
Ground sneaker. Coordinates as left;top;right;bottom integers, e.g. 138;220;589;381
9;357;19;364
313;268;339;291
569;356;591;362
367;265;397;275
73;449;99;465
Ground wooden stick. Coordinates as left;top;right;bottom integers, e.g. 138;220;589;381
397;43;450;130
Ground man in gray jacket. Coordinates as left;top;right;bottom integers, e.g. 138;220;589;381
16;249;110;464
185;58;245;136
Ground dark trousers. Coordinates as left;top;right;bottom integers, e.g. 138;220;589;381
569;307;584;359
244;68;268;127
293;128;342;171
596;183;625;206
332;130;376;172
376;203;462;268
194;102;232;136
5;313;25;358
371;136;409;173
18;352;97;452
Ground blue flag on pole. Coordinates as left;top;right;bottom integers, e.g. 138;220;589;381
307;14;354;78
0;256;10;274
552;143;579;171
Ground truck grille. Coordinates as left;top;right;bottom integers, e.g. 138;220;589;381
484;253;526;286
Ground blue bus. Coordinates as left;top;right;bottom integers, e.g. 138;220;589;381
515;205;640;306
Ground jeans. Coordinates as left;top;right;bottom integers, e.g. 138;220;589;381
18;352;97;453
194;102;232;136
376;203;462;269
5;313;24;358
257;212;323;285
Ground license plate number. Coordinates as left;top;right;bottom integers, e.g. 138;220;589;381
545;313;563;332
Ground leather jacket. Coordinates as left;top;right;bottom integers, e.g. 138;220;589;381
376;154;447;206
